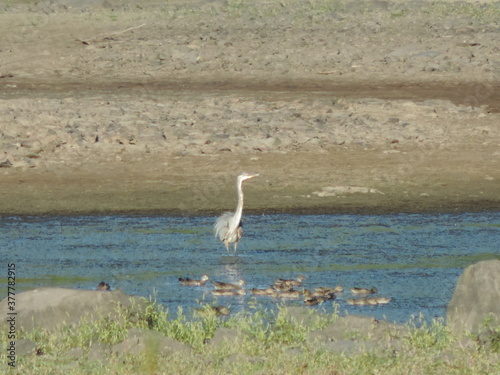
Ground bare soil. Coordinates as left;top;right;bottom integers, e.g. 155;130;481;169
1;0;499;215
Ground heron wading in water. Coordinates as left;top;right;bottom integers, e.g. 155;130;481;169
214;172;259;253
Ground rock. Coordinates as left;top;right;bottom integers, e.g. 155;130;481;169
308;315;379;343
208;327;243;347
447;260;500;335
0;287;147;332
13;339;37;356
319;339;376;355
87;342;111;362
112;328;190;356
65;347;85;360
307;315;409;354
280;306;326;329
0;159;12;168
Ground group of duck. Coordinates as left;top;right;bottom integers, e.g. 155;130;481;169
178;274;391;307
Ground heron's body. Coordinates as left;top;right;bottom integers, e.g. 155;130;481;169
214;172;258;253
214;212;243;248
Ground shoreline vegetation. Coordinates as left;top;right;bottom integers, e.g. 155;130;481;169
2;296;499;374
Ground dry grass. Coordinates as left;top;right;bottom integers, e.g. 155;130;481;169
2;298;499;374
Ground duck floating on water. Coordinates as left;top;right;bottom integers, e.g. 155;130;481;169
96;281;111;291
211;289;246;296
351;287;378;295
274;275;306;288
311;288;339;300
272;289;303;299
346;297;368;305
346;296;391;305
374;296;391;304
210;279;246;290
314;285;343;294
250;287;275;296
179;274;210;286
304;296;330;306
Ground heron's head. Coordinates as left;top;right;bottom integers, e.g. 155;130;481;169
238;172;259;182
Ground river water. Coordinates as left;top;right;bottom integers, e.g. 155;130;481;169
2;212;499;325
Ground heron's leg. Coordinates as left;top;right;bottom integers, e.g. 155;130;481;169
224;240;230;253
233;241;238;254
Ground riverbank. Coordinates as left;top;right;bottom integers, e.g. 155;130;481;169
1;144;500;215
1;0;499;215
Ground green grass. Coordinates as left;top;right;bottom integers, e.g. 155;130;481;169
2;297;499;374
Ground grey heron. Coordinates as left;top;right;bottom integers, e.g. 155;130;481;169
214;172;258;253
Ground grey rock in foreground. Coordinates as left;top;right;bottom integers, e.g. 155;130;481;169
0;287;147;332
112;327;191;356
306;315;409;355
447;260;500;335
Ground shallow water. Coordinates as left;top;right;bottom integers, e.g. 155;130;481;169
2;213;499;325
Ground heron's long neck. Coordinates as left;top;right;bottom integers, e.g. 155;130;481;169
229;179;244;233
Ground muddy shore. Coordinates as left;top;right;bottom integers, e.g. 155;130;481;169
0;0;499;216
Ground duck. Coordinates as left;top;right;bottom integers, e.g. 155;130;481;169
210;279;246;290
312;290;336;300
272;289;302;299
179;274;210;286
250;287;275;296
304;296;328;306
96;281;111;291
274;275;306;287
314;285;343;294
194;305;231;317
346;297;369;306
304;290;335;306
211;289;246;296
312;287;339;300
374;297;391;304
304;297;320;306
351;287;378;295
272;283;295;292
213;305;231;316
303;289;313;299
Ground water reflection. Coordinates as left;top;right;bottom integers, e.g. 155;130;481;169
2;213;499;324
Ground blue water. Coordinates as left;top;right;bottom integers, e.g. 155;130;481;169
2;213;499;324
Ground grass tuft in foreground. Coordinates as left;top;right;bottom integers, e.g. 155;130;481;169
2;297;499;374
